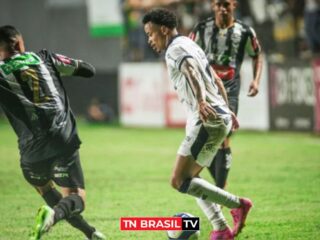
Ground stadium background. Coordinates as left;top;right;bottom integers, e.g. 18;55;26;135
0;0;320;239
0;0;319;132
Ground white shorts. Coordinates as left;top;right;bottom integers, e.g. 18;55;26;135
177;117;232;167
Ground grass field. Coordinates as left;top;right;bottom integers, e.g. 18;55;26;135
0;119;320;240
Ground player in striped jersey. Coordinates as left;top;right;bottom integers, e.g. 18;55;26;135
0;26;105;240
190;0;263;190
143;9;252;239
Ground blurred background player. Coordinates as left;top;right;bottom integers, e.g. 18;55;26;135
87;97;115;123
0;25;105;240
190;0;263;189
143;8;253;239
304;0;320;57
122;0;180;61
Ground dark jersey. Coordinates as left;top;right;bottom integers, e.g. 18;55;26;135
0;50;82;163
190;17;261;97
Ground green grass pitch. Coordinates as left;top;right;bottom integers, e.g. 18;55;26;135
0;119;320;239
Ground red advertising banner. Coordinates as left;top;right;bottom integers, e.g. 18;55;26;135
313;58;320;133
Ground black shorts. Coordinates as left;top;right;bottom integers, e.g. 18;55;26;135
21;150;85;189
228;96;239;116
226;96;238;138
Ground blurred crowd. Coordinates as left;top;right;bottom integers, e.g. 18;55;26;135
121;0;320;62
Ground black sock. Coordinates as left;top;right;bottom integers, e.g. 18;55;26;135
208;148;231;188
42;189;95;238
67;214;96;238
53;194;85;223
208;149;224;184
42;187;62;207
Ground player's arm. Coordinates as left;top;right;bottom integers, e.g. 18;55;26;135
246;27;263;97
51;53;95;78
180;57;216;122
209;66;228;105
248;53;263;97
208;66;239;130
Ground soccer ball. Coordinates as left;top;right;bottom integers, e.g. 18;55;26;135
167;213;200;240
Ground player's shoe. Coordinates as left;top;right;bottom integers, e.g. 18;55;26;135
29;205;55;240
85;230;106;240
230;198;253;236
209;226;234;240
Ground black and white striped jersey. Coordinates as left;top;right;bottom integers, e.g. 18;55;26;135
0;50;83;163
190;17;261;97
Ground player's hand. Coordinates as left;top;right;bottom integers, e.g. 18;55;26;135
247;81;259;97
199;101;217;122
231;111;239;130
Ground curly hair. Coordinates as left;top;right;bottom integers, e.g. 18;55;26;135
0;25;21;54
142;8;177;29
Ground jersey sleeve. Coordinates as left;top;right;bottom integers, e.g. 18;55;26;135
245;27;262;57
51;53;79;76
166;45;194;71
38;49;95;78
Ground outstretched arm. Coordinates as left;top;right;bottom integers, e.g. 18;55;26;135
180;57;216;122
73;61;95;78
50;52;95;78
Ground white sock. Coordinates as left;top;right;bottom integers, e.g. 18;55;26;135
196;198;227;231
186;178;240;208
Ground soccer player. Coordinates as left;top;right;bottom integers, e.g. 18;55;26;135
0;26;105;240
142;8;252;239
190;0;263;189
305;0;320;56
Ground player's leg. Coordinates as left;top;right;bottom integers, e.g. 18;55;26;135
34;185;101;240
172;154;252;236
51;151;105;240
171;118;252;237
23;151;105;239
21;160;57;239
208;138;232;188
208;97;238;189
171;153;251;238
29;183;87;240
170;152;230;235
41;184;98;239
49;151;86;223
171;153;240;208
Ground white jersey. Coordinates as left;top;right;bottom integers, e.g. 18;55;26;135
165;35;230;127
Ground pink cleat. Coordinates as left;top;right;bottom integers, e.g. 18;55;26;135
230;198;253;236
209;226;234;240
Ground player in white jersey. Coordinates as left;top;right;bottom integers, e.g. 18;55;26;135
143;8;253;240
166;35;234;168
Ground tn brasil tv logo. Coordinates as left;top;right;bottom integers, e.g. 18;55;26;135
120;217;200;231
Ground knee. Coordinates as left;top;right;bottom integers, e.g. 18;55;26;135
35;181;54;195
58;193;86;216
170;175;184;190
170;176;192;193
70;193;85;213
